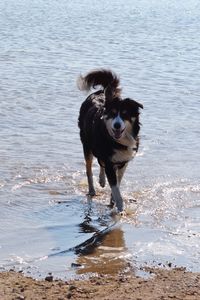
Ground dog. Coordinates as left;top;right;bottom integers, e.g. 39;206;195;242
78;69;143;213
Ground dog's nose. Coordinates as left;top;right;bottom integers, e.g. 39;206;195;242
113;122;121;129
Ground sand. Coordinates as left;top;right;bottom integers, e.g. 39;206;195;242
0;267;199;300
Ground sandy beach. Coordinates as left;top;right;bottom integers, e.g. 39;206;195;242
0;267;199;300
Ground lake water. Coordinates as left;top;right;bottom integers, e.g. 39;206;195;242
0;0;200;279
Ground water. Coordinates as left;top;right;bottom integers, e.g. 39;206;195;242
0;0;200;279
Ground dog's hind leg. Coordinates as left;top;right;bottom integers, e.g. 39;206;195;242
85;152;96;196
99;166;106;188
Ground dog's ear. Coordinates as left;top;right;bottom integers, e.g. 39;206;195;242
124;98;143;110
136;101;143;109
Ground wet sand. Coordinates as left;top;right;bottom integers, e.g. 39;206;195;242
0;268;199;300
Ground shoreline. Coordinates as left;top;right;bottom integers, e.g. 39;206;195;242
0;267;199;300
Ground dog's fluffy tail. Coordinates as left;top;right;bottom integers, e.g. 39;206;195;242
77;69;120;94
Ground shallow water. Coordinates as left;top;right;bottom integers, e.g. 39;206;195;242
0;0;200;279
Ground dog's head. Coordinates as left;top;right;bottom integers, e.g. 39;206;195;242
103;87;143;141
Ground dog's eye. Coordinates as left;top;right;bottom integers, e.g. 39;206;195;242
108;109;117;117
121;110;128;117
111;109;117;115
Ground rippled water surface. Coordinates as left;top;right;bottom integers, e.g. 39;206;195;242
0;0;200;279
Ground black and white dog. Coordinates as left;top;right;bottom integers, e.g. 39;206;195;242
78;69;143;213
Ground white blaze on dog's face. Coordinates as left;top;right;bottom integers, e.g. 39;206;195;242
104;98;143;142
111;114;126;139
104;107;126;140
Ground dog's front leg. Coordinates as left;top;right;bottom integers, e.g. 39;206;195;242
117;163;128;186
105;163;123;212
111;186;124;212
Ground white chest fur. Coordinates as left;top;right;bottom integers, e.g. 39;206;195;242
111;146;136;164
112;129;138;162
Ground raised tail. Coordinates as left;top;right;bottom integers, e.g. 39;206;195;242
77;69;121;95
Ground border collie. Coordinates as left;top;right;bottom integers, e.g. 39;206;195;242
78;69;143;213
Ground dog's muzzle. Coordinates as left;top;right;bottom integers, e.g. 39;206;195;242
112;128;125;139
111;116;126;139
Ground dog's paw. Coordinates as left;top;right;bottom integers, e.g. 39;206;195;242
109;208;125;219
118;210;126;217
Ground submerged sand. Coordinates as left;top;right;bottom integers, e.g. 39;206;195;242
0;268;199;300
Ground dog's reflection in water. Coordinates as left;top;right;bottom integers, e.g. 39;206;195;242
75;225;128;275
